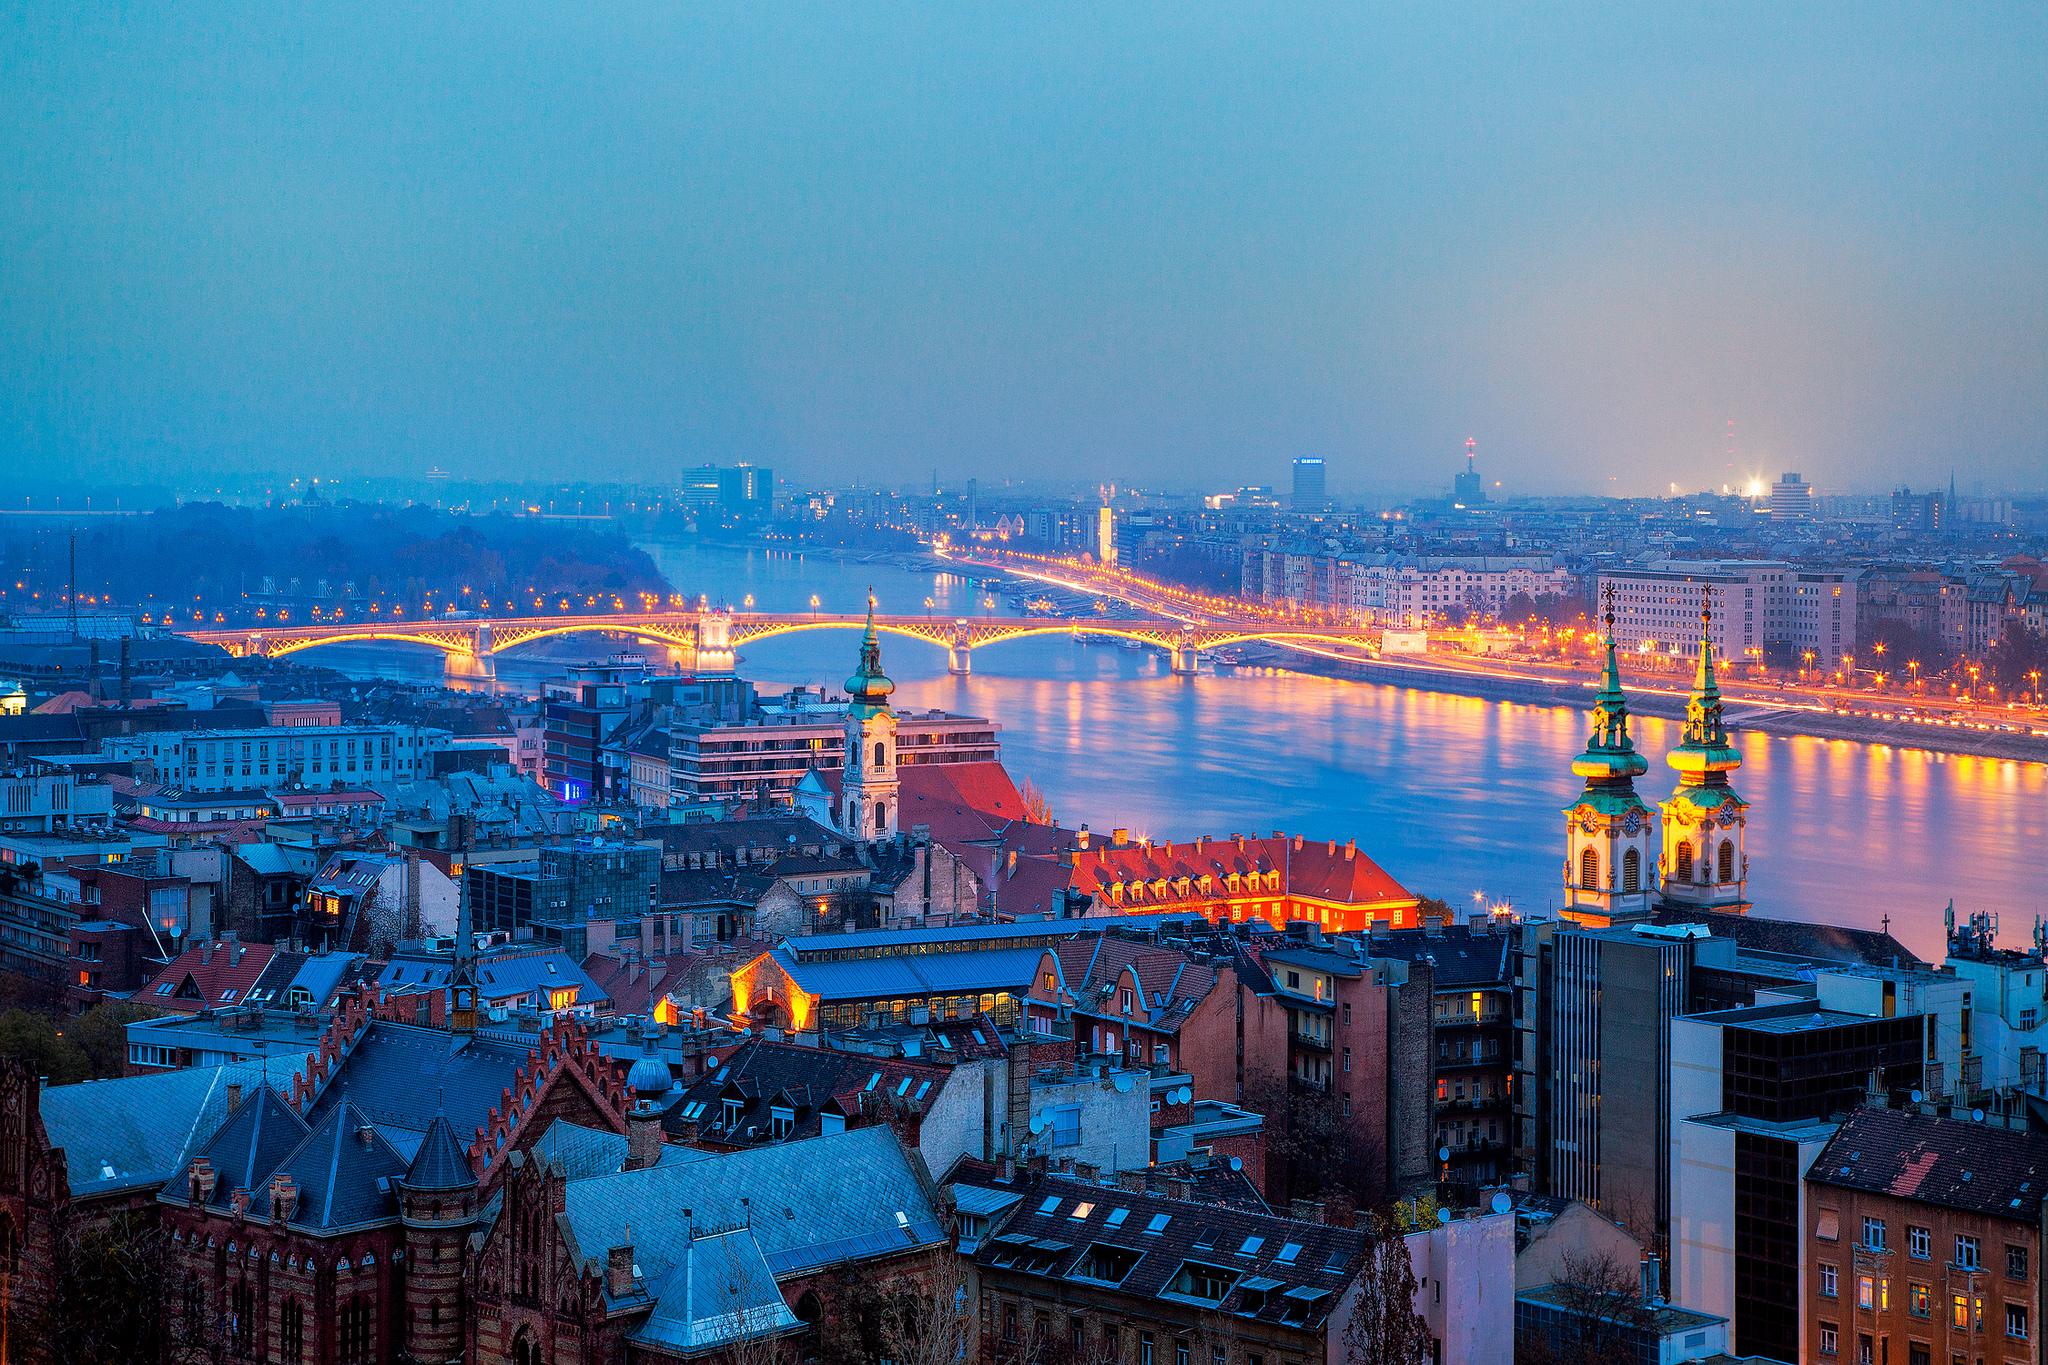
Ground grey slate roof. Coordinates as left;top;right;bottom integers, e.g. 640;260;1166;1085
632;1228;802;1356
196;1086;309;1209
266;1098;409;1231
402;1113;479;1191
556;1126;945;1285
39;1063;272;1198
767;943;1047;1001
528;1118;702;1181
302;1021;538;1158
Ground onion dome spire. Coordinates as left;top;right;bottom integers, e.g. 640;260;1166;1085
845;589;894;713
1669;583;1743;781
1572;584;1649;782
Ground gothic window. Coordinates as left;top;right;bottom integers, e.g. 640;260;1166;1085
0;1212;14;1275
279;1298;304;1364
230;1280;255;1356
512;1327;543;1365
1718;841;1736;883
1621;848;1641;893
1578;847;1599;891
1673;841;1694;882
337;1299;372;1365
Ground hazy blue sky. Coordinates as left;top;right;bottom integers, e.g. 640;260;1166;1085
4;4;2044;496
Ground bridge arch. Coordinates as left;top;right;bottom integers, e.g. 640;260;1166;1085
262;630;476;660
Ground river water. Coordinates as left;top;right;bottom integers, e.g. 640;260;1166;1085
303;540;2046;960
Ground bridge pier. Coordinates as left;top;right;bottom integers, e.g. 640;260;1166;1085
948;644;972;676
1170;645;1202;676
695;610;736;676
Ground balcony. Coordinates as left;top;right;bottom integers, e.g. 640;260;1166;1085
1289;1030;1332;1053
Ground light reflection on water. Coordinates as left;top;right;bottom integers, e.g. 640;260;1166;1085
302;542;2047;961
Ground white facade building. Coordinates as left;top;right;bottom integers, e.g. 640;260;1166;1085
1600;561;1857;664
104;724;452;792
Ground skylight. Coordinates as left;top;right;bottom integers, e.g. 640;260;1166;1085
1070;1202;1095;1220
1238;1235;1264;1257
1105;1208;1129;1228
1275;1242;1302;1265
1038;1197;1062;1215
1144;1214;1171;1235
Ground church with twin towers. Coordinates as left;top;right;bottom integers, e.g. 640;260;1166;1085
1562;583;1752;924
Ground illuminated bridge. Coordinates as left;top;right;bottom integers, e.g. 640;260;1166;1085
178;610;1379;680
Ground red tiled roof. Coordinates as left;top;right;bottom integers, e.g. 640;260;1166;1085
138;939;279;1014
1071;834;1414;910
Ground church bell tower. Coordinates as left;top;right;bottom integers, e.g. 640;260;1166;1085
841;594;899;842
1660;585;1751;912
1562;586;1659;923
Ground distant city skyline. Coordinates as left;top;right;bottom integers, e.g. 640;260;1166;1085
5;5;2045;494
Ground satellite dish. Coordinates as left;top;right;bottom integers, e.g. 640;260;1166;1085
1176;1086;1192;1104
1436;1208;1452;1225
1910;1090;1924;1104
1229;1156;1243;1171
1113;1076;1134;1093
1489;1191;1513;1216
1029;1113;1049;1134
1972;1108;1987;1123
1438;1146;1451;1163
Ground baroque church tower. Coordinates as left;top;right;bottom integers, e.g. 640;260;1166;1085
1563;586;1659;923
841;594;899;841
1660;585;1750;912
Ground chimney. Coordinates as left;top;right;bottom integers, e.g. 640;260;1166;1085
607;1243;636;1298
1111;828;1129;848
189;1158;217;1203
119;637;132;706
226;1081;243;1112
270;1173;299;1223
1288;1198;1327;1225
1641;1253;1662;1304
1077;826;1090;850
200;940;215;966
626;1105;663;1172
357;1122;376;1147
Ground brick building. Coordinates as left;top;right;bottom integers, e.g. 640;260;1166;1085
1805;1107;2048;1365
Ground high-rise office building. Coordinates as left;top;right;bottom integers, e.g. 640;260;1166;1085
1767;472;1812;521
1290;456;1327;511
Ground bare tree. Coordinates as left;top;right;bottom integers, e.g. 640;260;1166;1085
876;1251;977;1365
16;1208;231;1365
1342;1216;1433;1365
1020;780;1055;827
703;1230;800;1365
1515;1251;1651;1365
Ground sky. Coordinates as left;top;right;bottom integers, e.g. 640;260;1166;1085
4;3;2045;497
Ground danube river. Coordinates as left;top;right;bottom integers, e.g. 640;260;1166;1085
311;541;2046;961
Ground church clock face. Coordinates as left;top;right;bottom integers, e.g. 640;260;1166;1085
1716;802;1739;828
1576;811;1600;835
1622;809;1644;836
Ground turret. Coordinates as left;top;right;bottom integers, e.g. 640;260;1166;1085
1562;584;1658;923
1659;585;1750;912
396;1112;480;1365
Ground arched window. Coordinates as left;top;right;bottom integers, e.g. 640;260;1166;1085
280;1298;305;1364
1718;841;1736;883
1621;848;1641;893
873;740;886;768
1673;841;1694;883
229;1280;255;1356
338;1299;373;1365
1578;847;1599;890
512;1328;542;1365
874;801;886;829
